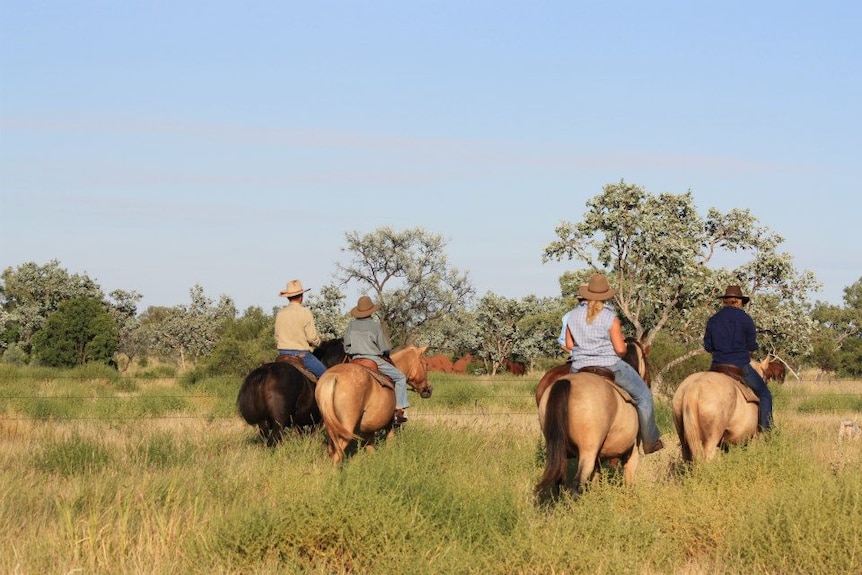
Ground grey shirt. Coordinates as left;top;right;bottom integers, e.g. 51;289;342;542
343;317;391;357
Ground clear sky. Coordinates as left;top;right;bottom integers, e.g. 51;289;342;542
1;1;859;313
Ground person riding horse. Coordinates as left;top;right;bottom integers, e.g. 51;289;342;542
704;285;773;432
343;295;410;425
563;273;664;455
274;279;328;378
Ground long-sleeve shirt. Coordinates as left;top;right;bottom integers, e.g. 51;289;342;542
703;306;758;367
344;317;391;357
275;303;321;351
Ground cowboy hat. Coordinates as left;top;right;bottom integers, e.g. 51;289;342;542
578;273;617;301
717;285;750;304
279;279;310;298
350;295;380;318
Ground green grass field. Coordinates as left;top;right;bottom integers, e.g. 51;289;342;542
1;366;861;574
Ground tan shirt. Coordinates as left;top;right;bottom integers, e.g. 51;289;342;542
275;303;322;351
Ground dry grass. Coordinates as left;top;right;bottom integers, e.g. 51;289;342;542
1;371;861;574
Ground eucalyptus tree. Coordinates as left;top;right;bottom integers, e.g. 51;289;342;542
305;283;350;341
0;259;104;354
543;180;819;390
472;293;556;375
335;226;474;347
809;277;862;375
140;284;236;370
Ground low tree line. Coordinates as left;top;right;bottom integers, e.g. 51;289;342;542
2;182;860;384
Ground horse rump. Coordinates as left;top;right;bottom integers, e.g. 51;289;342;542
237;362;321;446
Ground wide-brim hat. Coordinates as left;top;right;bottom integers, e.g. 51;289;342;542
718;285;750;304
279;279;310;298
578;273;617;301
351;295;379;318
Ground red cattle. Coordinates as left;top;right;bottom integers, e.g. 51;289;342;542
452;354;475;374
425;354;454;373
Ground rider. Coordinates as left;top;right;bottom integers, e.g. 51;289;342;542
704;285;773;432
274;279;327;378
343;295;410;425
564;273;664;454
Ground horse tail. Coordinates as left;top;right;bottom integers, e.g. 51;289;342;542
237;363;271;425
316;373;359;460
537;378;572;493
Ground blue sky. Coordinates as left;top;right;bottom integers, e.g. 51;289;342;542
1;1;859;313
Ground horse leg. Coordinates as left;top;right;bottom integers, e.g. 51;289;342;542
572;451;598;498
621;448;640;486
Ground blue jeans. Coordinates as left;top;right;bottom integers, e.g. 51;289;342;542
610;359;661;446
277;350;326;378
742;363;773;431
356;355;409;409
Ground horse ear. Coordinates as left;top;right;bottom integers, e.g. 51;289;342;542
418;345;429;354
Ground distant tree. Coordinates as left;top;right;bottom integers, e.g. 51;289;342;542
809;277;862;376
198;306;274;377
335;227;474;346
107;289;144;372
543;181;820;391
141;285;236;370
0;260;104;354
473;293;553;376
31;297;118;367
306;283;349;340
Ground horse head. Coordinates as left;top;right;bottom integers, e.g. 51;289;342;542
394;345;433;398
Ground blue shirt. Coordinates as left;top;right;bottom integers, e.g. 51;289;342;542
568;304;618;370
703;306;758;367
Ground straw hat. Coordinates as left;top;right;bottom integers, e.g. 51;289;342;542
717;285;750;304
350;295;380;318
279;279;310;298
577;273;617;301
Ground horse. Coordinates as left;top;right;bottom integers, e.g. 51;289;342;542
762;357;786;384
671;360;767;463
535;337;652;502
315;345;432;465
236;338;345;446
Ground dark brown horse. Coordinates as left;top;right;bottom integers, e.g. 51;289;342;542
236;338;345;446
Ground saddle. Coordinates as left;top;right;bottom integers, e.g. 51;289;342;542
576;365;634;404
709;364;759;403
349;357;395;391
274;355;318;383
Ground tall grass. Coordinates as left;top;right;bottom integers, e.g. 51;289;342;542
1;368;860;574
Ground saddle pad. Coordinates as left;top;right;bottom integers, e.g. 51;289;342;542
348;358;395;391
733;379;760;404
575;366;634;404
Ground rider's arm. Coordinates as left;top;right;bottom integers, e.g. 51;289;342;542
610;318;627;356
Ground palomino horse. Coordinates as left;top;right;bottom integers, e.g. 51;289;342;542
672;360;767;463
535;338;652;502
315;345;432;465
236;339;345;446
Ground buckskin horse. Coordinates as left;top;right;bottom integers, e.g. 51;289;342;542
315;345;432;465
535;337;652;503
236;338;346;446
672;359;768;463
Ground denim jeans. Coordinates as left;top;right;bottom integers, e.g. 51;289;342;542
610;359;661;446
742;362;773;430
356;355;409;409
277;350;327;378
